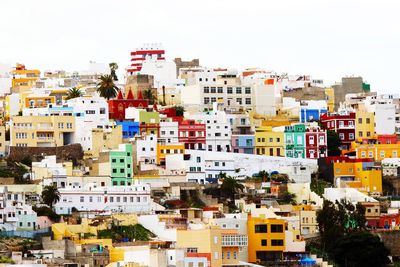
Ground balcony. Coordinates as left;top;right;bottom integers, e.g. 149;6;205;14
221;234;248;247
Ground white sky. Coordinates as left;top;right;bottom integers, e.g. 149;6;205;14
1;0;399;93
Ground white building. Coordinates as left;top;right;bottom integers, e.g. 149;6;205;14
66;97;110;151
136;134;158;166
31;155;70;181
54;182;154;214
182;149;317;184
159;121;179;144
375;103;396;135
323;188;378;205
181;70;276;116
0;186;37;231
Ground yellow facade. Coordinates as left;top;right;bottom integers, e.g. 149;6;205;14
156;143;185;164
355;112;375;140
255;126;285;156
86;125;123;158
11;66;40;93
177;226;222;267
325;87;335;113
0;126;6;156
333;161;382;193
23;95;56;108
11;115;75;147
247;216;286;263
353;142;400;161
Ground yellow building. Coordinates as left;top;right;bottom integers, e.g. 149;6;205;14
11;64;40;93
176;226;223;267
23;95;56;108
10;115;75;147
86;125;123;158
0;126;6;157
247;215;286;263
349;138;400;161
325;87;335;113
255;126;285;156
333;161;382;194
355;111;375;140
156;143;185;165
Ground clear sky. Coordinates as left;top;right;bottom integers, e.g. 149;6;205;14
1;0;399;93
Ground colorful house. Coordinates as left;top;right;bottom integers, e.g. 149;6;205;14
255;126;285;157
355;111;375;140
231;134;255;154
108;90;148;121
247;215;286;263
284;123;327;159
333;159;382;194
115;121;140;139
320;112;356;150
178;119;206;150
350;134;400;161
156;143;185;165
110;144;134;186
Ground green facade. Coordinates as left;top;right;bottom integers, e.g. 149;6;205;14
110;144;133;186
284;124;306;158
139;111;160;124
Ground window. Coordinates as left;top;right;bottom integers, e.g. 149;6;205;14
245;98;251;105
368;151;373;158
112;169;117;173
339;121;344;127
255;224;268;233
112;158;116;163
120;159;124;163
80;196;84;202
339;133;344;140
217;87;223;93
349;121;354;127
359;131;363;137
380;151;385;158
236;87;242;94
358;118;362;124
100;108;106;114
349;133;354;140
271;239;284;246
236;98;242;105
261;239;267;246
211;87;216;93
204;87;209;93
227;87;233;94
366;118;371;124
86;110;95;114
245;87;251;94
367;131;371;137
120;168;125;173
271;224;283;233
204;97;210;104
361;151;366;158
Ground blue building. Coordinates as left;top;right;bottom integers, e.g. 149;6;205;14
299;107;327;123
232;134;255;154
115;121;140;138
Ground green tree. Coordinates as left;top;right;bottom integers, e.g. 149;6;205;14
278;192;297;205
97;74;119;100
331;231;390;267
327;130;342;156
255;170;269;182
220;174;244;200
41;185;60;209
174;105;185;117
66;87;83;100
109;62;118;81
143;89;156;104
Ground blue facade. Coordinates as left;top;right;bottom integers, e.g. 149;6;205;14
116;121;140;138
300;107;327;123
233;135;255;154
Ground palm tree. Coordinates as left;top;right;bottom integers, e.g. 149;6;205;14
97;74;119;100
41;185;60;209
220;175;244;200
109;62;118;81
255;170;269;182
66;87;83;100
143;89;156;104
174;105;185;117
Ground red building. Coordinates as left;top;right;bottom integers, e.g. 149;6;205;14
379;213;400;229
108;90;148;121
305;126;327;158
362;134;399;145
178;119;206;150
320;112;356;150
127;44;165;74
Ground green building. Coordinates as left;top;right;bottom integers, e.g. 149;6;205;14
110;144;133;186
284;124;306;158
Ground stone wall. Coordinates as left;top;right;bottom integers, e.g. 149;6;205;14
379;231;400;257
8;144;83;165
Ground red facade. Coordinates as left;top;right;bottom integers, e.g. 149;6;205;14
108;90;148;121
305;130;327;158
320;112;356;150
379;213;400;229
178;119;206;150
